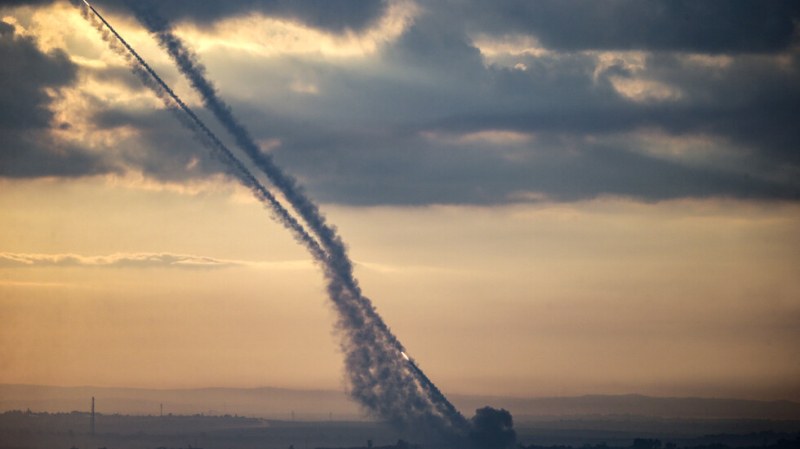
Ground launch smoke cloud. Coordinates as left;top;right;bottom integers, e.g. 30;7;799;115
74;1;513;445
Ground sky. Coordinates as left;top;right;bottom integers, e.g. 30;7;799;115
1;0;799;403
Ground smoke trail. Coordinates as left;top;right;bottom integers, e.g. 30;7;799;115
126;2;469;435
76;0;469;439
73;0;327;265
126;4;470;436
128;3;373;326
70;9;427;431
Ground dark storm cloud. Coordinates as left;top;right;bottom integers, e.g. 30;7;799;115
0;21;67;130
236;10;800;205
151;43;798;205
3;1;799;205
0;20;113;177
426;52;800;163
1;0;387;33
453;0;800;54
92;0;387;33
269;121;795;205
388;9;484;77
641;53;800;168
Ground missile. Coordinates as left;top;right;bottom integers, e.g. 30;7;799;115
400;351;421;373
400;351;424;376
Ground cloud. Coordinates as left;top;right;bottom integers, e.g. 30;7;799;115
0;18;115;178
1;1;799;205
0;3;235;183
253;17;800;204
60;0;390;34
0;252;245;269
452;0;800;54
170;0;417;59
0;252;317;270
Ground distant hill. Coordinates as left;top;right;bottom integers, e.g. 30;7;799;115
451;393;800;421
1;384;799;421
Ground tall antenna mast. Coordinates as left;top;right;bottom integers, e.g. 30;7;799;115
90;396;95;436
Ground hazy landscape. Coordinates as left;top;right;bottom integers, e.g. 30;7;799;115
4;385;800;422
3;410;799;449
2;384;799;449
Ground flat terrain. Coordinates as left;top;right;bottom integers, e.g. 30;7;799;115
0;412;404;449
3;385;800;449
1;411;800;449
3;385;800;421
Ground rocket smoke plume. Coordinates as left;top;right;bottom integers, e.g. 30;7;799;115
127;3;471;436
75;0;471;440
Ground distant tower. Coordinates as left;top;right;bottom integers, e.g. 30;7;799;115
90;396;95;436
160;403;163;417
